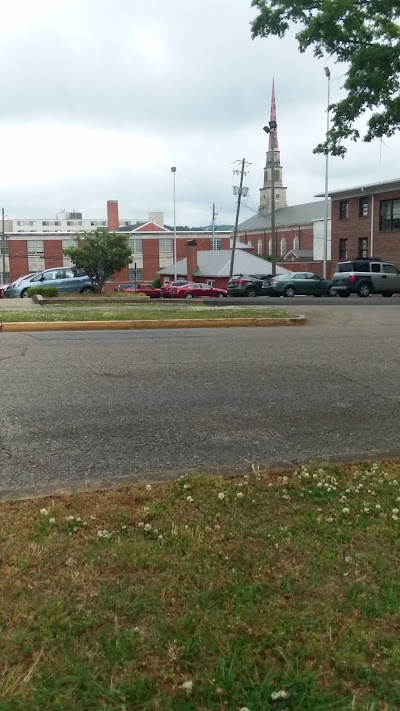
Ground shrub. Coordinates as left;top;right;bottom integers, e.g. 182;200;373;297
151;278;161;288
27;286;59;298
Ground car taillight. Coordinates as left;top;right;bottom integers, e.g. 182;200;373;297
348;275;357;282
271;280;279;285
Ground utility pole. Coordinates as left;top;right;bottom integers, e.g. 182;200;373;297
211;203;219;249
263;121;278;276
323;67;331;279
1;208;5;284
171;167;177;280
229;159;249;280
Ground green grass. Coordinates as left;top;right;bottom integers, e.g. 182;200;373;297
0;307;294;322
1;462;400;710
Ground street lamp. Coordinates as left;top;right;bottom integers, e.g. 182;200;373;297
323;67;331;279
171;166;177;281
263;119;277;276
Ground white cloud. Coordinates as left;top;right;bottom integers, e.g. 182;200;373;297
0;0;398;224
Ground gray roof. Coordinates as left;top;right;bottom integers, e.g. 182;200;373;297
238;201;330;232
315;177;400;199
158;249;291;278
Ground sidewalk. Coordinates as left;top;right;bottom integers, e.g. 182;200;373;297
0;299;40;310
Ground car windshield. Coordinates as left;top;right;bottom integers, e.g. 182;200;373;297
337;263;352;272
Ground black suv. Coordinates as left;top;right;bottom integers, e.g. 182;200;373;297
227;273;272;297
332;258;400;297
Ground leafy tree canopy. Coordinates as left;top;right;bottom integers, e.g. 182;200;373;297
64;229;132;292
251;1;400;155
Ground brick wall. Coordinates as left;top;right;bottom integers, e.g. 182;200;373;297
331;189;400;266
239;225;313;257
8;241;29;281
44;240;64;269
276;261;323;276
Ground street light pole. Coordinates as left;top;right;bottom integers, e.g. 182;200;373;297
171;167;177;281
323;66;331;279
263;120;277;276
1;208;5;284
229;159;246;280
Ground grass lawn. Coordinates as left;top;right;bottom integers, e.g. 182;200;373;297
0;307;294;322
1;462;400;710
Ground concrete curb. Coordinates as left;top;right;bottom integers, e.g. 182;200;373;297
1;450;399;502
0;315;307;332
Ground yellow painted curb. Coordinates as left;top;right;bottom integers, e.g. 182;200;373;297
0;315;307;332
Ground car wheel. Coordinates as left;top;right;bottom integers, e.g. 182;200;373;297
283;285;295;298
217;292;224;299
313;294;322;298
21;289;29;298
80;286;94;294
185;293;193;299
245;287;257;297
339;292;350;298
382;292;393;298
357;282;371;298
328;286;337;297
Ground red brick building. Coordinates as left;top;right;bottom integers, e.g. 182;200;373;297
327;179;400;267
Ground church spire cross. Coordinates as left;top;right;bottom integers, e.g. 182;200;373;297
269;78;279;151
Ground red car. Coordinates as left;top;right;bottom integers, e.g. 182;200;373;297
169;283;227;299
115;282;161;298
160;280;193;298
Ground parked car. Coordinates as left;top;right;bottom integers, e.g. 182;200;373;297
4;267;94;298
169;283;227;299
161;280;193;298
227;273;272;297
115;282;161;298
332;258;400;298
265;272;337;297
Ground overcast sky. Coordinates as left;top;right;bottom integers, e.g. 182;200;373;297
1;0;399;225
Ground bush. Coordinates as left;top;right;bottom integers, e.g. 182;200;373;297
27;286;59;298
151;278;161;288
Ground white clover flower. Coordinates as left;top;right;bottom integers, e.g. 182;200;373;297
364;507;370;513
181;680;193;695
236;492;244;499
214;524;221;531
271;690;289;700
205;525;212;532
40;508;49;516
397;497;400;503
345;555;353;563
252;499;257;504
282;495;290;501
186;496;194;503
239;707;251;711
49;517;56;524
66;515;75;521
183;484;190;490
342;507;350;514
392;508;399;514
76;517;82;522
392;514;398;521
326;517;333;522
158;534;163;539
282;476;289;484
218;492;225;500
138;521;145;528
97;529;111;539
145;484;152;491
144;523;152;532
375;504;381;510
317;482;323;488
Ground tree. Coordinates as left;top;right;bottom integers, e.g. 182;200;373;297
64;229;132;292
251;1;400;156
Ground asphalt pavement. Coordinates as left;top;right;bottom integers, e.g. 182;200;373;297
0;304;400;497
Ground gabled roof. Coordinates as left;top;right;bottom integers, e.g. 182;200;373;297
118;221;171;233
158;249;291;278
237;201;330;232
285;249;313;260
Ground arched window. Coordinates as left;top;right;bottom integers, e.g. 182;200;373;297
257;239;262;255
268;238;272;256
247;239;253;248
280;237;287;258
293;236;299;251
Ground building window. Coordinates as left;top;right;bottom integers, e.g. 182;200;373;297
128;238;143;254
274;170;280;180
339;238;348;260
27;240;44;256
62;239;75;251
293;236;299;251
359;197;369;217
67;221;72;226
209;238;223;250
54;221;61;226
102;221;107;226
268;238;272;256
257;239;262;255
159;238;173;253
17;221;24;226
42;221;49;226
207;279;215;287
358;238;368;258
128;267;143;281
1;271;10;283
276;193;280;199
380;199;400;231
280;237;286;258
0;241;8;254
339;200;349;219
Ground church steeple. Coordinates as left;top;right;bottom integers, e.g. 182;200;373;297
259;79;287;216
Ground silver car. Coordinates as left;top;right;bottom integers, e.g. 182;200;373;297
5;267;94;298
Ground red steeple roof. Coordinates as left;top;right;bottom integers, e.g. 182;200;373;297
268;78;279;151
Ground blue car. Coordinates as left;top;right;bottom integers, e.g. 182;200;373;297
4;267;94;298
